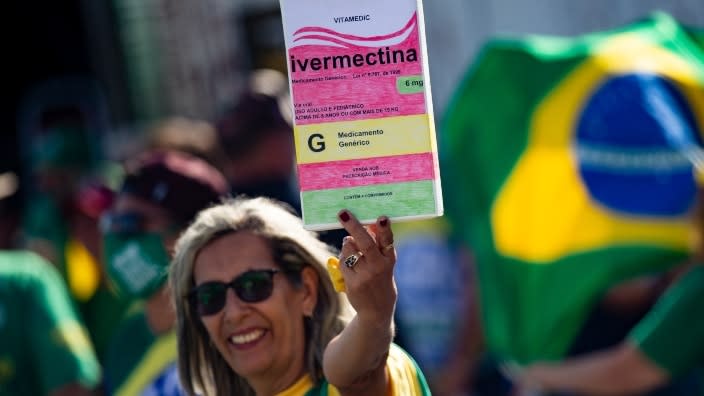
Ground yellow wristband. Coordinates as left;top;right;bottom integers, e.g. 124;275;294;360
326;257;346;292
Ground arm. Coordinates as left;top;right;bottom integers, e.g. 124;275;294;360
518;341;668;395
323;211;397;396
519;265;704;396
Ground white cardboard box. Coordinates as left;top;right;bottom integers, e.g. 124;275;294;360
280;0;443;230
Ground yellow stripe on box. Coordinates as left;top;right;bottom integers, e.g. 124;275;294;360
294;114;433;164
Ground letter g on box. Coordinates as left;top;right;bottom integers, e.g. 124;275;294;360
308;133;325;152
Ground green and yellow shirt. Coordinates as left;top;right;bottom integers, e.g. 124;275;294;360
0;251;101;395
275;343;431;396
104;308;183;396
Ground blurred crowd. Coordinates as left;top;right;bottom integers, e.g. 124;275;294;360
2;11;704;396
0;67;470;395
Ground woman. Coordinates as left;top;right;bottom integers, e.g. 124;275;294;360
169;197;430;395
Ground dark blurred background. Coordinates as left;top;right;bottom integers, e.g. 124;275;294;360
1;1;288;191
3;0;703;187
1;2;703;395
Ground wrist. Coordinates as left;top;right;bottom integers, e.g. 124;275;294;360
356;314;394;338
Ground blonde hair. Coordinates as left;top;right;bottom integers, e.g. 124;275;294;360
169;197;352;395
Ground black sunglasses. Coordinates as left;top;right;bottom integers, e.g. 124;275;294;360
189;269;281;316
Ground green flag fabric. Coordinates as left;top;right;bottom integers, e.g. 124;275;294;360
442;12;704;363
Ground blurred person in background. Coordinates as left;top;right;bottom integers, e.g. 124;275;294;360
431;240;696;396
438;15;704;395
100;149;229;396
512;170;704;396
0;173;101;394
145;116;227;172
216;69;347;249
216;68;299;210
23;106;106;274
21;105;130;362
0;250;101;396
390;217;476;394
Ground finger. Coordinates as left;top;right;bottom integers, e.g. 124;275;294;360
339;236;361;272
339;235;356;259
374;216;394;256
337;210;383;261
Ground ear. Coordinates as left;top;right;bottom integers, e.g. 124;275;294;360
299;266;319;317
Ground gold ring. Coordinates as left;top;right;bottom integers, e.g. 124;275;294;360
344;254;360;268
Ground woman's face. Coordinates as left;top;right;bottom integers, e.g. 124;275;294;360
192;231;318;388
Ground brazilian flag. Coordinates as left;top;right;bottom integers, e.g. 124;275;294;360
442;12;704;363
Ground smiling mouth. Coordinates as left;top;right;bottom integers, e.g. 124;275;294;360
230;329;266;345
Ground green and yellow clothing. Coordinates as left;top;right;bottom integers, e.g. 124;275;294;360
23;194;131;360
630;265;704;377
104;308;183;396
0;251;101;395
275;344;431;396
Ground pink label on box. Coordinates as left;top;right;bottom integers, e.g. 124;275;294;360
289;12;426;125
297;152;436;191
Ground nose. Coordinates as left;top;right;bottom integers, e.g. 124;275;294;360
221;286;250;320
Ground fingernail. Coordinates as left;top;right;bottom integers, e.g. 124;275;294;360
379;217;389;227
339;211;350;222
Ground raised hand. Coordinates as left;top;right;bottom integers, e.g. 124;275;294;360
336;209;397;326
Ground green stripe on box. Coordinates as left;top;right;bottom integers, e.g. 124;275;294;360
301;180;438;226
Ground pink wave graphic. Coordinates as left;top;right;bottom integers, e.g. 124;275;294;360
293;13;417;45
292;34;356;49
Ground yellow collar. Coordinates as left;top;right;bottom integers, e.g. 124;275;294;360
275;375;313;396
